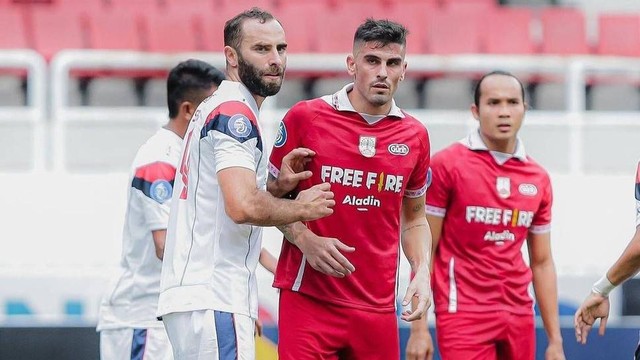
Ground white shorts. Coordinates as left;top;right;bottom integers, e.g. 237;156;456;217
163;309;255;360
100;327;173;360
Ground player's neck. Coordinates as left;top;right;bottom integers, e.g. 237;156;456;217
164;120;187;139
480;134;516;154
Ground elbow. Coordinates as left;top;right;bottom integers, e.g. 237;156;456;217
225;199;256;224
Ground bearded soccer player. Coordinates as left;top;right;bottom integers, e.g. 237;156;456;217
157;8;336;360
97;59;224;360
406;71;565;360
268;19;432;360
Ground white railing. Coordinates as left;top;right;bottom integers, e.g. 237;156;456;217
42;50;640;174
0;50;47;171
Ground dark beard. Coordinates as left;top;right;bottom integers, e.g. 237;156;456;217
238;55;283;97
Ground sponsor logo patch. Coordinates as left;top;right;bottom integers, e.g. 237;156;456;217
358;135;376;158
150;180;173;204
228;114;252;138
274;121;287;148
518;183;538;196
388;143;409;156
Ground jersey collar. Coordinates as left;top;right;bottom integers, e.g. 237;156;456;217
221;80;260;115
323;83;405;119
460;129;528;164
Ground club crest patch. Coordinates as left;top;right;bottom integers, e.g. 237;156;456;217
150;179;173;204
496;176;511;199
359;135;376;158
228;114;252;138
274;121;287;148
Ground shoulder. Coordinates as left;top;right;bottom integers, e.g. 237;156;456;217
524;156;551;179
282;98;328;124
432;142;465;165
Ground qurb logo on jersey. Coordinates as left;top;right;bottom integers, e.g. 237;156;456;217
388;143;409;156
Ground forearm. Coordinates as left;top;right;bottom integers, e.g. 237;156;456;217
532;259;563;343
239;190;307;226
277;221;311;247
410;295;429;333
607;229;640;285
401;218;431;274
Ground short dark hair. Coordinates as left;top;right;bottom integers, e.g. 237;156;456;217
473;70;525;107
224;7;277;51
353;18;408;50
167;59;225;118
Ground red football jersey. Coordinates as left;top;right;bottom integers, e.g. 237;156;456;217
269;87;431;312
427;131;552;315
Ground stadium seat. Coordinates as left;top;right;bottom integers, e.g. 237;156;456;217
540;7;589;55
272;2;322;53
102;0;163;15
86;12;142;51
424;7;483;54
141;12;199;53
596;14;640;57
0;7;28;50
315;2;386;53
29;6;87;60
383;1;435;54
0;76;25;106
217;0;275;12
483;7;536;54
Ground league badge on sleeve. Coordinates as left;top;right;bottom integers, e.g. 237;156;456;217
228;114;252;138
358;135;376;158
496;176;510;199
150;179;173;204
274;121;287;148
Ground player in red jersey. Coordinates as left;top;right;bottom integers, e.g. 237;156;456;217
268;19;432;360
574;163;640;360
406;71;565;360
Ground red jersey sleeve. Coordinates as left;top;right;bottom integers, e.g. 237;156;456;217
425;149;453;217
268;102;304;179
529;172;552;233
405;125;431;198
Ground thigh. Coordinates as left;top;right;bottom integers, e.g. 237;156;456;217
278;290;346;360
499;313;535;360
163;310;255;360
343;310;399;360
100;328;133;360
143;327;174;360
435;312;500;360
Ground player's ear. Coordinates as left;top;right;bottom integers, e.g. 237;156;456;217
182;101;195;122
346;55;356;76
471;103;480;120
224;46;238;67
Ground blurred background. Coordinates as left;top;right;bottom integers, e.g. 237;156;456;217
3;0;640;358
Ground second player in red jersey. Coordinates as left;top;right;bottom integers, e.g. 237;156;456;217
406;71;565;360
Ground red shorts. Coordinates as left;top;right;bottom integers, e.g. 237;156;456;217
278;290;399;360
436;311;535;360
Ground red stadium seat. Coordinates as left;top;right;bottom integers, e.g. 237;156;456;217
103;0;163;15
384;1;436;54
597;14;640;57
540;7;589;55
0;7;28;50
315;2;387;53
272;2;326;53
425;6;483;54
217;0;275;13
29;5;87;60
86;12;142;51
483;7;535;54
142;12;199;53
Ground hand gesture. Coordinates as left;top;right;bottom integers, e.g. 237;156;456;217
574;292;610;345
295;227;356;278
401;267;431;322
405;329;434;360
296;182;335;221
275;147;315;195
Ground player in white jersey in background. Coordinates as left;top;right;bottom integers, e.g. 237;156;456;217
97;59;225;360
157;8;335;360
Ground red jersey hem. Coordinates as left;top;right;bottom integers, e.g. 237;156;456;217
274;284;395;313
